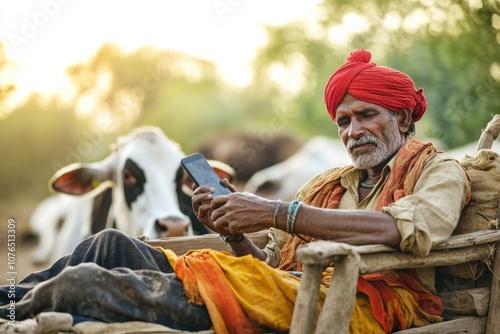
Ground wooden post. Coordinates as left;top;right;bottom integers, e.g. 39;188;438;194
290;264;324;334
485;243;500;334
315;250;360;334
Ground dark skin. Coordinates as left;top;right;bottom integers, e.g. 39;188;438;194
192;94;412;260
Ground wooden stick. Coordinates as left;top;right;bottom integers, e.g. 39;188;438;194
477;114;500;151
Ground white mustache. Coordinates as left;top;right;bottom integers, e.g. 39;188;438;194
347;136;378;151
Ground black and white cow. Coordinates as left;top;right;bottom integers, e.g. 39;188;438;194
31;126;235;264
30;194;94;264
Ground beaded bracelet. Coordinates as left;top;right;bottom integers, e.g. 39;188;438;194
273;199;282;228
286;200;303;235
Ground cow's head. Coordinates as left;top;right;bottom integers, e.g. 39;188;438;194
50;126;191;238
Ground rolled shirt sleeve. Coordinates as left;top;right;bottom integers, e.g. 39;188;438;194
381;153;469;256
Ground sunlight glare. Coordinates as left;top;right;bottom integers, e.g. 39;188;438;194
0;0;322;111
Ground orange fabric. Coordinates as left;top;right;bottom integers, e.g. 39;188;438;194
324;49;427;123
277;165;353;271
374;139;437;210
357;271;442;332
174;250;259;334
159;248;326;333
175;255;204;305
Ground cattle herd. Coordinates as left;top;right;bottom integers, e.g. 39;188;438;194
30;126;498;265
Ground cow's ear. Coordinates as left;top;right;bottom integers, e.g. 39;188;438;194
49;156;115;196
208;160;237;184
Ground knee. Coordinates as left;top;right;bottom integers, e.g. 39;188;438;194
61;263;101;279
91;228;138;251
94;229;128;243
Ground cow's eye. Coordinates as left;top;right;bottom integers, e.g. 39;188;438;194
123;168;138;185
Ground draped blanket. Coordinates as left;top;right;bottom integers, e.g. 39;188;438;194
156;247;441;334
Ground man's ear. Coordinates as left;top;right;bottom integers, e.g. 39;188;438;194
396;108;412;134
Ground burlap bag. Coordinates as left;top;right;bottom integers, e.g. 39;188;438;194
443;149;500;279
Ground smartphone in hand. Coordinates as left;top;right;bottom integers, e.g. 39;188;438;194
181;153;231;197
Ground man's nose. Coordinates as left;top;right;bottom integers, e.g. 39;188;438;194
348;119;364;138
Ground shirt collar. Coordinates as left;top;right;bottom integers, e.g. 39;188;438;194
340;152;398;189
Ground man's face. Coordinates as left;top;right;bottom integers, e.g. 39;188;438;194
336;94;406;169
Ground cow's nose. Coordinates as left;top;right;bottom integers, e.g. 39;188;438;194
155;217;190;238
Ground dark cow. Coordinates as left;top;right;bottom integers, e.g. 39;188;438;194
31;126;234;263
197;132;304;183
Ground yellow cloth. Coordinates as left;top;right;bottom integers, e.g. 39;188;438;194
156;247;327;333
157;247;439;334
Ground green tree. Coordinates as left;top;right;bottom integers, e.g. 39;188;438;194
251;0;500;148
66;44;276;152
0;94;113;201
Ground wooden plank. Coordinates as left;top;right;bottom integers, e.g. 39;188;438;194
433;230;500;250
289;264;324;334
358;244;493;274
297;242;494;275
297;231;500;265
146;231;269;255
392;316;486;334
486;245;500;334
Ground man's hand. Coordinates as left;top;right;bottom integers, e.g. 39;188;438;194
210;191;275;235
191;179;237;234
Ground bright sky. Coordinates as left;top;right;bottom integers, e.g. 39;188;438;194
0;0;322;110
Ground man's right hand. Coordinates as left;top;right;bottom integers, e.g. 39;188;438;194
191;179;237;233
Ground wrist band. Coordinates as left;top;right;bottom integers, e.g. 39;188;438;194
220;234;245;243
286;200;303;235
273;199;282;228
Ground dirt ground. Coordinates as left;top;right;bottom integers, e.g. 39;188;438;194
0;199;49;285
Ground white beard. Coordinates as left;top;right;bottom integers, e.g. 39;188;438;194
347;119;406;169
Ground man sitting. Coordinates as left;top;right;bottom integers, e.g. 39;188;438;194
1;49;470;333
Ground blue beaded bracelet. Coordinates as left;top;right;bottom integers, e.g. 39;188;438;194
287;200;302;234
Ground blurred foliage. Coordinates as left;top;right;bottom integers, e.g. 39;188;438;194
252;0;500;148
1;0;499;204
0;44;277;201
65;44;275;152
0;95;115;201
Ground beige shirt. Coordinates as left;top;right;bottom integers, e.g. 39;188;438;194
263;150;469;291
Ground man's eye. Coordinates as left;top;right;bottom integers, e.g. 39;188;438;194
337;118;349;126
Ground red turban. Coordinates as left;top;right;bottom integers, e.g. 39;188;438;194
324;49;426;123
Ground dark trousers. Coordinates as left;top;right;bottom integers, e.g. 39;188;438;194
0;229;211;331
